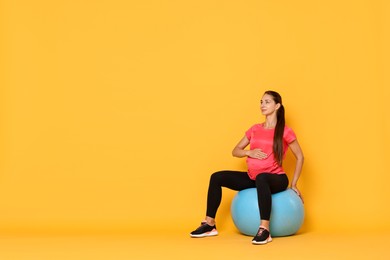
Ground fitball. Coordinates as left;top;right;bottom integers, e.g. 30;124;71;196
231;188;304;237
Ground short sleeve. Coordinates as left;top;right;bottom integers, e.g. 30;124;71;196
284;126;297;144
245;125;255;140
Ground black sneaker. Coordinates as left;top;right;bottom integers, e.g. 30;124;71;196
190;221;218;238
252;227;272;245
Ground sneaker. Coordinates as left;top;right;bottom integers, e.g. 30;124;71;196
252;227;272;245
190;221;218;238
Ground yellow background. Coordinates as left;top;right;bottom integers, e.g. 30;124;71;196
1;0;389;237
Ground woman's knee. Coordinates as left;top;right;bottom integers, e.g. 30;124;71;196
255;173;289;193
255;173;269;184
210;171;226;184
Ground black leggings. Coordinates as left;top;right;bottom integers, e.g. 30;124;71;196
206;170;289;220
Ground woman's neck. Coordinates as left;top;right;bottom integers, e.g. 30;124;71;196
263;116;277;129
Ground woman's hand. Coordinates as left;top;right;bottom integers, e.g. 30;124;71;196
246;148;268;160
291;186;304;203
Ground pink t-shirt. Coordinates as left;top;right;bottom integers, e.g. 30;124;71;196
245;124;297;180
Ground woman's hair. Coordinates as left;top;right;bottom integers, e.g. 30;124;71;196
264;90;285;166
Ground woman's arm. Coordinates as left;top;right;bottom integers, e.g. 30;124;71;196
288;139;304;198
232;136;267;159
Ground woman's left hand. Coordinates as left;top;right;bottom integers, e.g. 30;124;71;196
291;186;304;203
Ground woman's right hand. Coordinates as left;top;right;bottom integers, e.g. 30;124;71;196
246;148;268;160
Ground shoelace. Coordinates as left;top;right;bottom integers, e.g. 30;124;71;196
257;227;266;236
196;222;208;231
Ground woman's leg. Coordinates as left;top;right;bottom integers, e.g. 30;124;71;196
206;170;255;221
190;170;255;237
252;173;288;244
255;173;289;228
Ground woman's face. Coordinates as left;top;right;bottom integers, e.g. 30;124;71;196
260;94;280;116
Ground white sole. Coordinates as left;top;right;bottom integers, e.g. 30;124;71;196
252;236;272;245
190;230;218;238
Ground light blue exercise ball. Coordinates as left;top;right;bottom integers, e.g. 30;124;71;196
231;188;304;237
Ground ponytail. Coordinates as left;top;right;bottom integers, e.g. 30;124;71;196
264;90;285;166
273;104;285;165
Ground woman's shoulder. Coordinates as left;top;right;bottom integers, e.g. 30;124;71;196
248;123;263;130
245;123;263;135
284;125;295;132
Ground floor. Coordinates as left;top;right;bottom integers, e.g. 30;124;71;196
0;229;389;260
